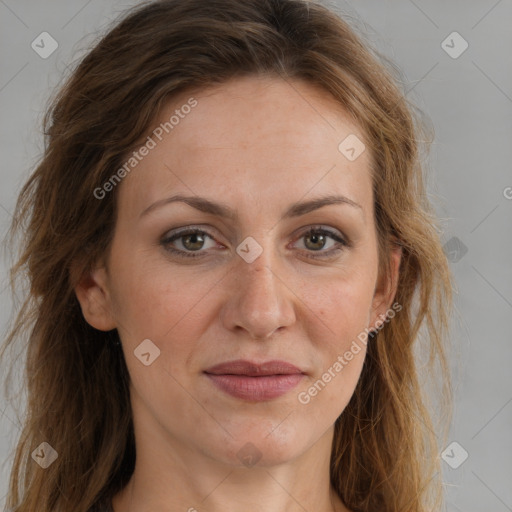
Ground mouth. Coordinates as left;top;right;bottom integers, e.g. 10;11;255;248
203;359;305;402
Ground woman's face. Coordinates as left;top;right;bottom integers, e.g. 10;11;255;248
78;75;400;469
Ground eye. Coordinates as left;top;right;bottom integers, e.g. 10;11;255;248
161;228;219;258
161;225;350;260
291;226;349;260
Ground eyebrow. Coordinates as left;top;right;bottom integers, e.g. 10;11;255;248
139;193;363;220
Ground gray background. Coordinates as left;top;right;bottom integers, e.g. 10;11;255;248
0;1;511;510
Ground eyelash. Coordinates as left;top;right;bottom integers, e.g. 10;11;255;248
160;226;350;260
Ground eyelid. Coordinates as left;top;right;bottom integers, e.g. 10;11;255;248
160;224;351;260
160;227;220;258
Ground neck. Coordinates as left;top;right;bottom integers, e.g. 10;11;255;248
112;422;348;512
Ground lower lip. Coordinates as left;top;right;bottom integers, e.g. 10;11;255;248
205;373;304;401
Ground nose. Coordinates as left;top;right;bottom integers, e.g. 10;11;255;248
220;248;296;340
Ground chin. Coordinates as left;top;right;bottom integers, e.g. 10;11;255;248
206;424;310;468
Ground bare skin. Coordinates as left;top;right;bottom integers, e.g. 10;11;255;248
76;75;401;512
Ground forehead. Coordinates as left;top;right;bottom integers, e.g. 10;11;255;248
170;75;367;157
118;75;373;222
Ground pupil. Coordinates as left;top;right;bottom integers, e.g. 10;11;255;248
182;232;326;252
185;233;203;250
307;233;324;250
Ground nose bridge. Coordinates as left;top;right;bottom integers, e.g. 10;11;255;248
223;239;295;339
240;249;281;318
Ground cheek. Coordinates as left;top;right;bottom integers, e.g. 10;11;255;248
112;261;212;418
296;269;375;405
108;248;205;340
302;267;376;342
110;243;377;368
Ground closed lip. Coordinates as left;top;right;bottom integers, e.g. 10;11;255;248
204;359;304;376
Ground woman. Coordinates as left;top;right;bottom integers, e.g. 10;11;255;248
1;0;453;511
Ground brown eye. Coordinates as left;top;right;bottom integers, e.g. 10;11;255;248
304;231;329;251
160;226;350;260
181;232;206;251
293;227;349;259
161;228;217;258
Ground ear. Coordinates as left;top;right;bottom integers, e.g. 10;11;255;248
74;265;117;331
369;241;402;332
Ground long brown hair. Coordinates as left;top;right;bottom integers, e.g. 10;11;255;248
1;1;453;510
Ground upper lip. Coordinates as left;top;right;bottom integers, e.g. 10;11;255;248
204;359;304;376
